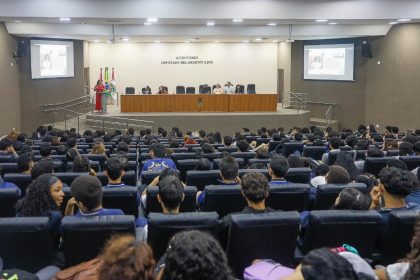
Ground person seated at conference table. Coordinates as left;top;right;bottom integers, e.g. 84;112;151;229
142;86;152;94
224;81;235;94
234;84;244;94
213;84;223;94
158;85;168;94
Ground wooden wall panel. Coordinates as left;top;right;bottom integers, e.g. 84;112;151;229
121;95;171;112
228;94;277;112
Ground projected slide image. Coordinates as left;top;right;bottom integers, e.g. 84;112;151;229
40;45;68;76
308;48;345;76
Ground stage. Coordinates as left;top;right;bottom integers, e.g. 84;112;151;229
86;103;310;136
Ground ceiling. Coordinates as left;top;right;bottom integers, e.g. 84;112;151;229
1;0;420;43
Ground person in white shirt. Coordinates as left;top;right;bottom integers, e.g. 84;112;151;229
213;84;223;94
224;82;235;94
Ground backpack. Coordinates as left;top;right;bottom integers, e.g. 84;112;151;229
52;259;102;280
243;260;294;280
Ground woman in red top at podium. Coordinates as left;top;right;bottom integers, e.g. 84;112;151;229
94;80;105;111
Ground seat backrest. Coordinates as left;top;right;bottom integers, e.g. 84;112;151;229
0;188;20;217
201;152;222;161
312;183;368;210
227;212;300;277
62;215;136;266
125;87;135;94
176;86;185;94
0;217;55;272
400;156;420;171
303;146;327;160
140;170;161;186
246;84;256;94
239;168;270;179
176;159;200;182
3;173;32;196
363;157;394;176
267;184;310;212
171;152;197;164
213;157;245;169
83;154;108;171
147;212;219;260
256;138;270;146
382;210;419;265
328;150;356;166
102;187;139;217
248;158;271;166
186;86;196;94
110;153;137;161
231;152;256;165
186;170;221;191
202;86;211;94
301;210;381;257
217;146;238;153
96;170;137;186
0;155;14;163
282;142;304;158
385;150;400;157
202;185;245;217
269;140;282;152
55;172;87;186
0;163;19;174
145;186;197;215
171;147;189;153
286;167;312;183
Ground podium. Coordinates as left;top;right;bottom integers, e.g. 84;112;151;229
101;92;108;114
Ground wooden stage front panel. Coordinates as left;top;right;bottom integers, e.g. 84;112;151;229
121;94;277;112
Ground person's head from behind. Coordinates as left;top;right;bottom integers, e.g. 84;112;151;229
287;155;304;168
169;139;179;148
17;174;64;216
105;157;125;182
71;175;103;212
269;155;289;179
413;141;420;155
0;137;14;153
31;159;54;180
39;143;52;157
367;146;384;157
315;164;330;177
224;135;233;146
72;155;91;173
387;158;408;170
92;141;106;154
356;174;378;189
17;152;34;174
378;167;418;200
326;165;350;184
67;137;77;149
399;141;413;156
219;156;239;181
294;132;303;142
241;172;269;206
329;137;343;150
117;142;129;153
202;143;215;153
236;140;250;152
334;152;359;182
158;176;184;213
160;230;234;280
195;158;212;171
333;188;371;210
346;135;359;148
99;235;155;280
150;143;166;158
283;248;360;280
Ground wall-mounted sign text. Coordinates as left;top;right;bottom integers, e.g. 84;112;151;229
161;56;214;65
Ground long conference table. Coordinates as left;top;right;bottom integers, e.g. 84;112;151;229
120;94;277;113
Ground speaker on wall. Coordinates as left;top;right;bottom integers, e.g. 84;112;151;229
15;39;28;57
362;41;372;58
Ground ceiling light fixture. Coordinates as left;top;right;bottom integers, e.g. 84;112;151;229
122;38;129;41
243;40;249;43
214;40;220;43
59;17;71;21
14;20;22;23
329;22;338;25
147;18;158;22
272;40;279;43
255;38;263;41
315;19;328;23
267;23;277;26
389;21;399;25
94;40;100;43
207;22;215;26
144;22;152;26
154;40;160;43
185;40;191;43
397;19;411;22
233;19;243;22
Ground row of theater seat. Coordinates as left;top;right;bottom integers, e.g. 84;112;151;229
0;209;417;277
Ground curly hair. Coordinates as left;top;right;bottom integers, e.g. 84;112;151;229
71;155;91;173
241;172;269;203
16;174;60;216
379;167;418;197
402;218;420;280
161;230;234;280
98;235;155;280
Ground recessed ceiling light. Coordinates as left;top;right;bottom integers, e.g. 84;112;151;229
328;22;338;25
255;38;263;41
190;38;199;41
267;23;277;26
315;19;328;22
154;40;160;43
272;40;279;43
285;39;295;43
397;19;411;22
14;20;22;23
122;38;129;41
144;22;152;26
147;18;158;22
214;40;220;43
243;40;249;43
59;17;71;21
207;22;215;26
233;19;243;22
94;40;100;43
185;41;191;43
389;21;399;25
